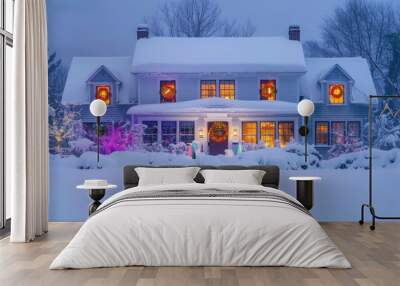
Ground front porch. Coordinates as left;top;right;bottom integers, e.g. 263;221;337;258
127;98;301;155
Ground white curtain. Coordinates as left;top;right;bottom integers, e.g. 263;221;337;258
8;0;49;242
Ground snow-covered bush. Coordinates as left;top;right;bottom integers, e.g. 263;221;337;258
69;138;95;156
100;126;130;154
96;121;146;154
284;143;321;168
322;150;369;169
328;139;364;158
143;142;164;152
130;123;146;150
322;148;400;169
242;142;265;152
167;142;189;155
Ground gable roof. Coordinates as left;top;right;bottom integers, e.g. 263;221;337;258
132;37;307;74
86;65;122;84
319;64;354;83
300;57;376;104
62;57;135;105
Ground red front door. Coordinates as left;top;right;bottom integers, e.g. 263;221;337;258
208;121;229;155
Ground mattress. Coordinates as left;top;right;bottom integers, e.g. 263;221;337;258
50;183;350;269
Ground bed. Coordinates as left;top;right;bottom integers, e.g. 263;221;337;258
50;165;350;269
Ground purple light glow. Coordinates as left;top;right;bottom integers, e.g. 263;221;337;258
100;127;132;154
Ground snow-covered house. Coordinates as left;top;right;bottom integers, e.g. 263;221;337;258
62;25;376;155
62;57;136;129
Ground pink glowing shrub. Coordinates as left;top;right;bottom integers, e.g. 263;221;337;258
100;127;131;154
99;122;146;154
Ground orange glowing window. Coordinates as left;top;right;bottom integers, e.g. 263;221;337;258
219;80;235;100
200;80;217;98
160;80;176;103
260;80;276;101
315;121;329;145
242;122;257;144
96;85;111;105
329;84;345;104
278;122;294;147
260;121;276;147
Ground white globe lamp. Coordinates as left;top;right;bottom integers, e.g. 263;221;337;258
297;99;315;117
90;99;108;168
297;99;315;163
90;99;107;117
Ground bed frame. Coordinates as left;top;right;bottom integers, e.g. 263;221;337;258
123;165;280;189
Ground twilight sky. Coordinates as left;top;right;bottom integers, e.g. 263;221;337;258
47;0;398;66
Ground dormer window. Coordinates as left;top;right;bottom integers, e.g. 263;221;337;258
260;80;276;101
96;85;111;105
160;80;176;103
87;65;121;105
329;83;345;104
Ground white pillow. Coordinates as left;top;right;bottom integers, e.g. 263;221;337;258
135;167;201;186
200;169;266;185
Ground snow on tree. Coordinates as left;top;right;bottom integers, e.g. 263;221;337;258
385;33;400;96
303;0;398;94
49;105;85;154
145;0;255;37
370;104;400;150
48;52;67;110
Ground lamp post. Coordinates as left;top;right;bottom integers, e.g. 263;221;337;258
89;99;107;168
297;99;315;163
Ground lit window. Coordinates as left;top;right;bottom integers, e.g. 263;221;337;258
260;80;276;101
260;121;276;147
331;121;346;145
200;80;217;98
161;121;177;146
242;122;257;144
179;121;195;143
315;122;329;145
347;121;361;143
219;80;235;100
278;122;294;147
329;84;345;104
160;81;176;103
96;85;111;105
143;121;158;144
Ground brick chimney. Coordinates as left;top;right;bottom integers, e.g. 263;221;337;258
289;25;300;41
137;24;149;40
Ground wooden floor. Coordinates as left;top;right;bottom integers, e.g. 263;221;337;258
0;223;399;286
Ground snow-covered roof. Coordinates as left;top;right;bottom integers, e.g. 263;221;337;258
127;97;298;115
132;37;307;74
301;57;376;104
62;57;135;105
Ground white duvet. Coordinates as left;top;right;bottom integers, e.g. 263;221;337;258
50;183;350;269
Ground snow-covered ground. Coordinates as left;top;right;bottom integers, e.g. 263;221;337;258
49;149;400;222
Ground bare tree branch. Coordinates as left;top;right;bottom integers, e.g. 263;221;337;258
304;0;398;95
146;0;255;38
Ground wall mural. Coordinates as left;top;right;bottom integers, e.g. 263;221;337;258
47;0;400;222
